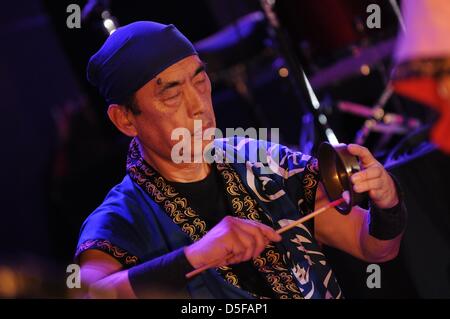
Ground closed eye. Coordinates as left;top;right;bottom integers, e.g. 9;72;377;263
194;71;207;85
161;86;181;99
162;92;181;105
164;92;180;100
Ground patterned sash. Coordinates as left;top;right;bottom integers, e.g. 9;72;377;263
126;138;342;299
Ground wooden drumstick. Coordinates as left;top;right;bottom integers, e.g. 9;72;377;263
185;192;349;279
275;197;345;234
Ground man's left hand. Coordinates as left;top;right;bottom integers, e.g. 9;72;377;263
347;144;399;209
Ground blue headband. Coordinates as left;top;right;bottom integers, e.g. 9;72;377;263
87;21;197;105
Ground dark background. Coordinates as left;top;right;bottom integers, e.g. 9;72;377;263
0;0;449;298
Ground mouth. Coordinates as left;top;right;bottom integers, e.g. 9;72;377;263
192;121;213;136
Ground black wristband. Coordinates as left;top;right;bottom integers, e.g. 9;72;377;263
128;247;194;298
368;174;407;240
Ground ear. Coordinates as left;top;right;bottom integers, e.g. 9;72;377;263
107;104;138;137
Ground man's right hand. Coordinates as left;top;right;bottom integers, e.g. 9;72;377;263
184;216;282;270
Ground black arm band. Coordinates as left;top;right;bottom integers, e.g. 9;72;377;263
369;174;408;240
128;247;194;298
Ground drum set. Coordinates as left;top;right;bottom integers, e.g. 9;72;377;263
194;0;428;160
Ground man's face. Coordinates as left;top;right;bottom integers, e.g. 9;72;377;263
131;55;216;162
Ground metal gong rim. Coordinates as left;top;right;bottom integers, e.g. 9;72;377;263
317;142;366;214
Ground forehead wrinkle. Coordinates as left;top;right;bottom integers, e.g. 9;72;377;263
158;60;204;83
152;59;205;94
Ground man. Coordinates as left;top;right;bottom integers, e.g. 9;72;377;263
76;21;406;299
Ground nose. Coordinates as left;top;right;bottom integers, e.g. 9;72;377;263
185;84;206;119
